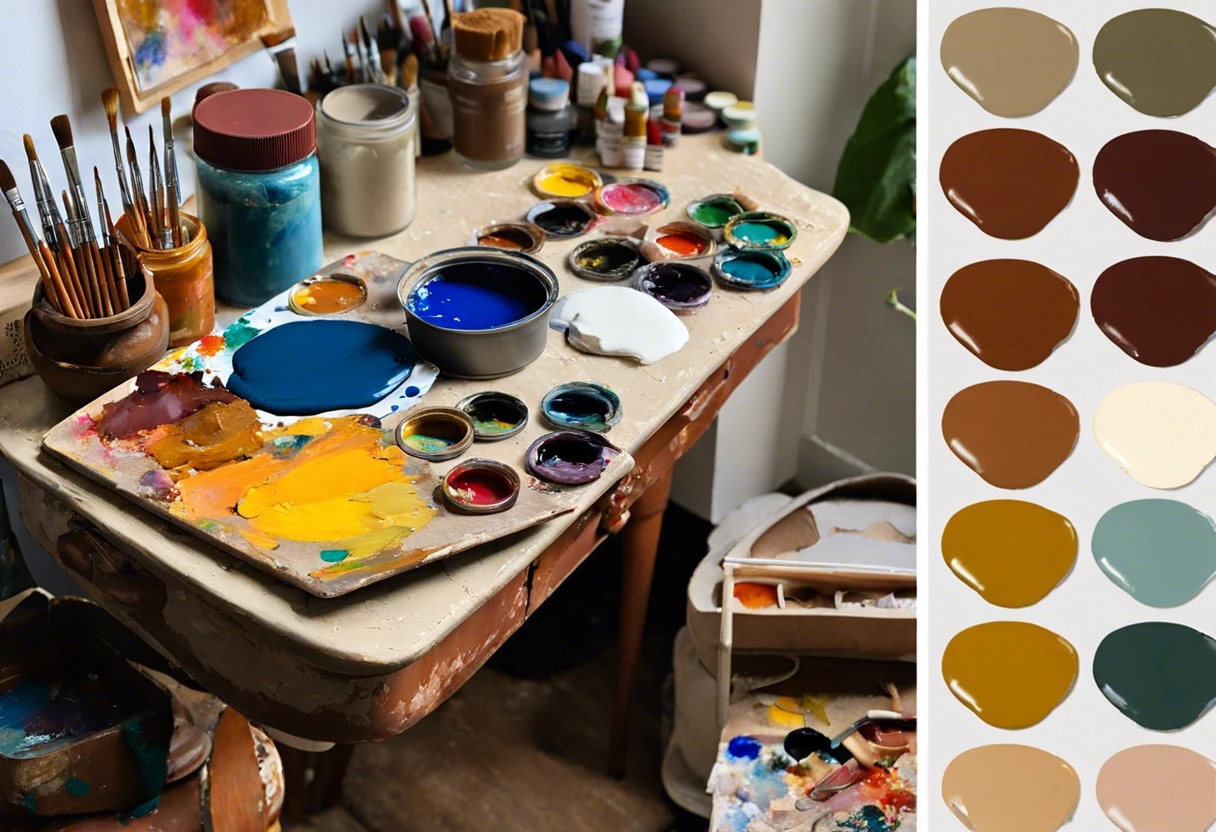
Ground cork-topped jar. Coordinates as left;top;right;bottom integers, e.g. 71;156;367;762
193;88;323;306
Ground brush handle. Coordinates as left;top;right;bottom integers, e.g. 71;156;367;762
5;190;66;316
40;241;80;318
54;221;91;318
92;240;117;316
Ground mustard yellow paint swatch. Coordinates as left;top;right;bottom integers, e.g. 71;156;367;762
942;500;1077;607
943;622;1077;729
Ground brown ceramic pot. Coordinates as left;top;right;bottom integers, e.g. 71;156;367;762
24;266;170;407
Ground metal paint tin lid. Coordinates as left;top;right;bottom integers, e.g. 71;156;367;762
456;391;530;441
287;273;368;316
442;458;520;514
525;430;622;485
193;88;316;172
541;382;623;432
568;237;647;281
395;406;475;461
704;91;739;112
471;222;546;254
686;194;745;230
593;178;671;217
633;262;713;314
525;199;599;237
712;247;792;291
529;77;571;111
724;211;798;251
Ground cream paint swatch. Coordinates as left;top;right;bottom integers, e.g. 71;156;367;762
1094;382;1216;489
1098;746;1216;832
942;745;1080;832
941;8;1079;117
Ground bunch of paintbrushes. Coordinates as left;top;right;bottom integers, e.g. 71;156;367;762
103;89;187;254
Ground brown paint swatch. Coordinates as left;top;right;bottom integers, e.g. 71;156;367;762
942;381;1079;489
1095;9;1216;118
942;621;1078;729
942;500;1077;608
1093;131;1216;242
944;745;1080;832
941;9;1078;117
941;260;1078;370
1098;745;1216;832
1092;256;1216;367
940;129;1078;239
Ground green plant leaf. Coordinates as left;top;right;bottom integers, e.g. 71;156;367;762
832;54;916;244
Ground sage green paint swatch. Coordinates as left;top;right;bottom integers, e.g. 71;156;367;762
1094;9;1216;117
1094;622;1216;730
1092;500;1216;607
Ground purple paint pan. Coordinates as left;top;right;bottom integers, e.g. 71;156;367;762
525;430;622;485
633;262;713;314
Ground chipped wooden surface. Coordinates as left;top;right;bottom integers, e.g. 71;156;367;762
0;134;847;678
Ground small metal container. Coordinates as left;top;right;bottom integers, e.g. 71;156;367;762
541;382;622;432
472;222;545;254
634;262;713;314
525;199;599;238
525;430;622;485
712;248;792;291
399;247;559;378
724;210;798;251
287;273;368;316
568;237;647;282
394;406;475;461
686;193;745;233
442;458;521;514
456;391;529;441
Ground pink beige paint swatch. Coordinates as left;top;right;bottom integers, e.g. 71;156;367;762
1097;745;1216;832
943;745;1080;832
1094;382;1216;489
941;9;1078;117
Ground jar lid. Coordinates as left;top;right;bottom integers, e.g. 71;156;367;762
320;84;413;129
193;88;316;172
529;78;570;111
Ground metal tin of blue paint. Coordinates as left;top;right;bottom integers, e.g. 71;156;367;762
723;211;798;251
712;248;792;291
541;382;622;432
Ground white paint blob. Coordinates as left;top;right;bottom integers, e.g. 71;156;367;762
551;286;689;364
1094;382;1216;489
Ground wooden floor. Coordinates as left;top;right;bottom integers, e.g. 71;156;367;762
289;506;714;832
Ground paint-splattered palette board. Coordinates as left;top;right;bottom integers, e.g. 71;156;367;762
40;252;634;598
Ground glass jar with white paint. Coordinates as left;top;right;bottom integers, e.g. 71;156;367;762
317;84;419;238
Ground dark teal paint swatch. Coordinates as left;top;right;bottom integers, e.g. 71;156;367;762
1094;622;1216;730
1092;499;1216;607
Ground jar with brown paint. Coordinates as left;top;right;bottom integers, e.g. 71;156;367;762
118;213;215;348
448;50;528;169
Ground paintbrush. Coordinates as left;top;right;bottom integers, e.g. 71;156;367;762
125;127;151;252
94;167;122;313
361;16;384;83
343;31;357;82
261;27;301;94
148;126;166;249
63;190;104;316
51;115;110;316
101;87;146;248
161;98;183;247
22;135;64;253
351;26;370;81
0;160;76;317
409;14;437;65
102;196;130;310
421;0;444;60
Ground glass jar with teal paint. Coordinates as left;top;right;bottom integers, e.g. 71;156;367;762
193;88;323;306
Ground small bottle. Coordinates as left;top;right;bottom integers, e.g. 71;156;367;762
644;118;664;172
622;90;646;171
599;93;625;167
661;87;684;147
527;78;574;158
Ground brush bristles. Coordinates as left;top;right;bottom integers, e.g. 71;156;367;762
22;134;36;162
453;9;524;61
49;114;73;150
0;160;15;193
161;96;171;117
102;88;120;129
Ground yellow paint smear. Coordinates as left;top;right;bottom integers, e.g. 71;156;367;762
536;164;598;197
148;400;263;471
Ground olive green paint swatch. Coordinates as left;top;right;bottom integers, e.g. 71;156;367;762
1094;622;1216;730
1093;500;1216;607
1095;9;1216;117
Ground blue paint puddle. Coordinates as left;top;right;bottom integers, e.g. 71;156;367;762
727;735;762;760
227;320;417;416
408;263;548;330
405;386;420;397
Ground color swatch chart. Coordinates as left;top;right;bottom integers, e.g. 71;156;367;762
930;2;1216;830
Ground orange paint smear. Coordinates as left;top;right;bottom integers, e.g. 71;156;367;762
734;582;780;609
292;279;365;314
196;334;225;357
148;400;263;471
657;232;706;257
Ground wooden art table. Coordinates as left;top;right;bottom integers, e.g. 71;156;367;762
0;133;847;817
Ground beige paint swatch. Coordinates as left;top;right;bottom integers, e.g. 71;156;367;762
1098;746;1216;832
941;8;1079;117
943;745;1080;832
1095;382;1216;489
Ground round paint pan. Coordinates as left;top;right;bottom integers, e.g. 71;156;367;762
568;237;647;282
525;200;599;238
634;262;713;314
704;90;738;113
442;458;520;514
648;221;716;261
526;430;622;486
456;391;529;441
288;273;368;316
681;103;717;134
721;101;757;128
531;162;603;200
473;222;545;254
724;211;798;251
541;382;623;433
687;194;745;231
394;406;475;461
593;179;672;217
713;248;792;292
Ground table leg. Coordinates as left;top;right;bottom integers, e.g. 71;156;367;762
607;464;674;778
280;743;355;822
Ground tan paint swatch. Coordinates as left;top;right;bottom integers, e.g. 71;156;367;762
1095;9;1216;117
944;745;1080;832
1098;745;1216;832
942;500;1077;608
942;621;1077;728
942;8;1078;117
1094;382;1216;489
942;381;1079;489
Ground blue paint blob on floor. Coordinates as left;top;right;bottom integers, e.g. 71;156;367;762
227;320;417;416
65;778;91;797
727;735;763;760
408;263;548;330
